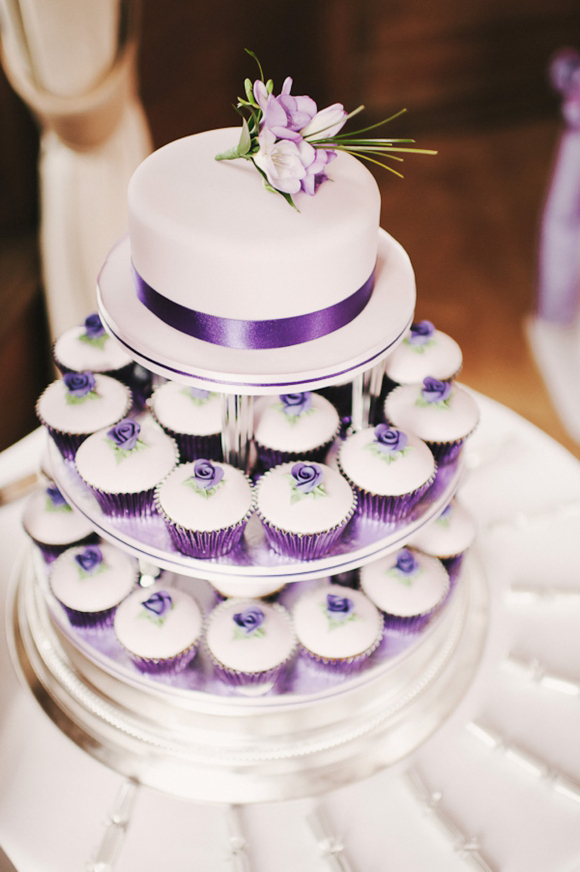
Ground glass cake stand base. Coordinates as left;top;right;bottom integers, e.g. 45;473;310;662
8;547;489;804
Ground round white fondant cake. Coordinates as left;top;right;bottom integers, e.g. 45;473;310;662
292;583;383;667
384;321;463;385
114;583;203;669
128;127;381;325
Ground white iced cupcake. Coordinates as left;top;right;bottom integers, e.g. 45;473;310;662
114;583;203;674
155;458;254;558
359;547;450;633
208;576;287;600
253;391;340;470
204;598;296;690
149;381;223;462
409;498;476;586
383;321;462;390
75;414;178;517
337;424;436;523
292;583;383;672
36;372;132;460
255;461;356;559
22;484;97;562
384;378;479;464
49;542;138;630
53;313;134;379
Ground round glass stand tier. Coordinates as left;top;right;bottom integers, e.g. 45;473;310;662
10;546;489;804
96;229;415;394
46;437;463;584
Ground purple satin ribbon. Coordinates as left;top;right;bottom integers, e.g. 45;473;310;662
133;266;375;350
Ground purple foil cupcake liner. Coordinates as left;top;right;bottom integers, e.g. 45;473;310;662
149;404;223;462
299;630;383;674
31;532;100;564
255;434;336;472
44;426;89;461
124;642;199;675
59;603;117;631
166;519;248;559
259;516;351;560
381;610;439;634
87;485;157;518
426;438;466;466
442;552;466;586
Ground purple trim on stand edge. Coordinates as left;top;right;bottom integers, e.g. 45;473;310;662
133;265;375;350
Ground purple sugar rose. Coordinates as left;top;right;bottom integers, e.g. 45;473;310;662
192;458;224;490
190;387;210;401
374;424;408;453
291;462;323;493
63;371;96;398
75;545;103;573
233;605;265;633
280;392;312;416
141;590;172;617
107;418;141;451
421;377;452;404
395;548;418;574
326;593;354;618
409;320;435;344
84;313;105;339
47;485;68;508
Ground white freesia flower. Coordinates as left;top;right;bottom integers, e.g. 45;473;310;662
253;129;315;195
301;103;347;140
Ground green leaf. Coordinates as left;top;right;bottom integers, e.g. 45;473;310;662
244;77;255;104
238;118;252;156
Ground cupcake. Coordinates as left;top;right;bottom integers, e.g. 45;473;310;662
149;381;223;462
337;424;436;523
359;546;450;633
49;542;138;630
75;414;178;517
114;583;203;674
53;313;134;381
208;576;287;600
22;483;98;562
255;461;356;559
253;391;340;470
155;458;254;558
408;498;476;586
292;583;383;672
36;372;132;460
204;598;296;690
384;377;479;465
383;321;462;393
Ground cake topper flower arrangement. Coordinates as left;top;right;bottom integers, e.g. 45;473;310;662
215;50;435;207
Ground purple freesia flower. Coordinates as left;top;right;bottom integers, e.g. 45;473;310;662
374;424;408;453
421;377;452;404
63;371;95;398
395;548;418;574
192;458;224;490
326;593;354;618
301;103;348;140
280;392;312;416
233;605;264;633
75;545;102;573
84;313;105;339
291;462;323;493
141;590;172;617
107;418;141;451
253;128;315;195
409;320;435;344
47;485;67;508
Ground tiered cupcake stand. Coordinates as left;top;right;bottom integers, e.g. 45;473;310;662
11;231;489;803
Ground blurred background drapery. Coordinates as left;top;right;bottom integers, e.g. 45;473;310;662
0;0;151;339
